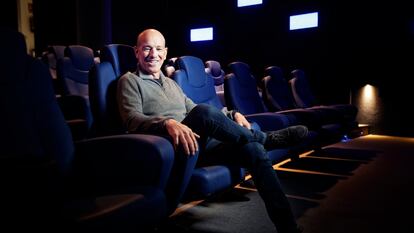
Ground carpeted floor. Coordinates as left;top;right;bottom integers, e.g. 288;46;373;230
160;135;414;233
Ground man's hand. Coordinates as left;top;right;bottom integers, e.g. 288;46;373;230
234;112;251;130
165;119;200;156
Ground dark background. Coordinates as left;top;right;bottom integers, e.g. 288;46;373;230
3;0;414;136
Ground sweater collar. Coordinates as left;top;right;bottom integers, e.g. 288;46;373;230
136;68;166;81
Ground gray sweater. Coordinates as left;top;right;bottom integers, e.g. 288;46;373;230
117;69;236;134
117;70;197;134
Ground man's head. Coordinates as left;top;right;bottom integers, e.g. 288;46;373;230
135;29;168;78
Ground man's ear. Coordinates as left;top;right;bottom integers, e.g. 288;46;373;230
164;47;168;58
134;46;139;59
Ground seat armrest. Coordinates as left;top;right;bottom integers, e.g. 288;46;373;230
244;112;296;131
57;94;92;140
57;95;91;122
73;134;174;194
276;108;322;130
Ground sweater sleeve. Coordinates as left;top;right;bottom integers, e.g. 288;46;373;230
170;79;197;113
117;74;170;134
221;107;237;121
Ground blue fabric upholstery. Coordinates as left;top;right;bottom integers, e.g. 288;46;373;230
262;66;297;111
289;69;359;143
42;45;66;75
89;61;124;136
173;56;250;198
205;60;225;87
225;62;269;114
225;62;298;128
290;69;358;124
175;56;223;108
100;44;137;77
58;45;94;96
90;44;198;214
205;60;226;106
173;56;297;197
41;45;66;95
262;66;337;130
0;29;174;232
55;45;95;140
225;62;332;150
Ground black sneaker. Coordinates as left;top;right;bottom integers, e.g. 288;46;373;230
264;125;308;150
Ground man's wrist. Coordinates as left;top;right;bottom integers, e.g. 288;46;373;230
232;111;239;121
163;118;176;128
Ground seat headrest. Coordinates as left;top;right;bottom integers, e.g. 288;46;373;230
264;66;283;79
48;45;66;60
65;45;95;71
101;44;137;77
205;60;222;77
43;45;65;69
228;61;254;86
205;60;225;86
176;56;207;87
291;69;305;80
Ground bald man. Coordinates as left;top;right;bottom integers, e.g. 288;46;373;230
117;29;305;233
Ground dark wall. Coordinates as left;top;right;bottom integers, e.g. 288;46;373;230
33;0;111;54
33;0;77;54
1;1;18;30
31;0;414;136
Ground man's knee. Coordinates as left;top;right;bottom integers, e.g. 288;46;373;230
191;104;218;119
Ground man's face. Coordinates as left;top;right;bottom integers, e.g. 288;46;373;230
135;31;168;77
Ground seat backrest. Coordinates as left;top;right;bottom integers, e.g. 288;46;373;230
0;28;76;231
262;66;298;111
290;69;359;125
89;62;123;136
41;45;67;95
163;57;177;78
205;60;225;92
1;29;74;174
88;44;137;136
289;69;317;108
225;61;268;114
173;56;223;109
42;45;66;71
92;46;199;213
100;44;137;77
58;45;95;97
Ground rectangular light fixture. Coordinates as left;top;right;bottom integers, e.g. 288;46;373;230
289;12;318;30
237;0;263;7
190;27;213;42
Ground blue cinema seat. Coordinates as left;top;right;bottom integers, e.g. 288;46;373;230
89;44;198;213
0;29;174;233
172;56;300;198
261;66;350;145
57;45;94;97
56;45;95;140
42;45;66;73
41;45;66;91
224;61;332;149
205;60;226;106
172;56;246;198
289;68;358;130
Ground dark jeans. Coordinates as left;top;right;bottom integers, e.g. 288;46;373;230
181;104;298;233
